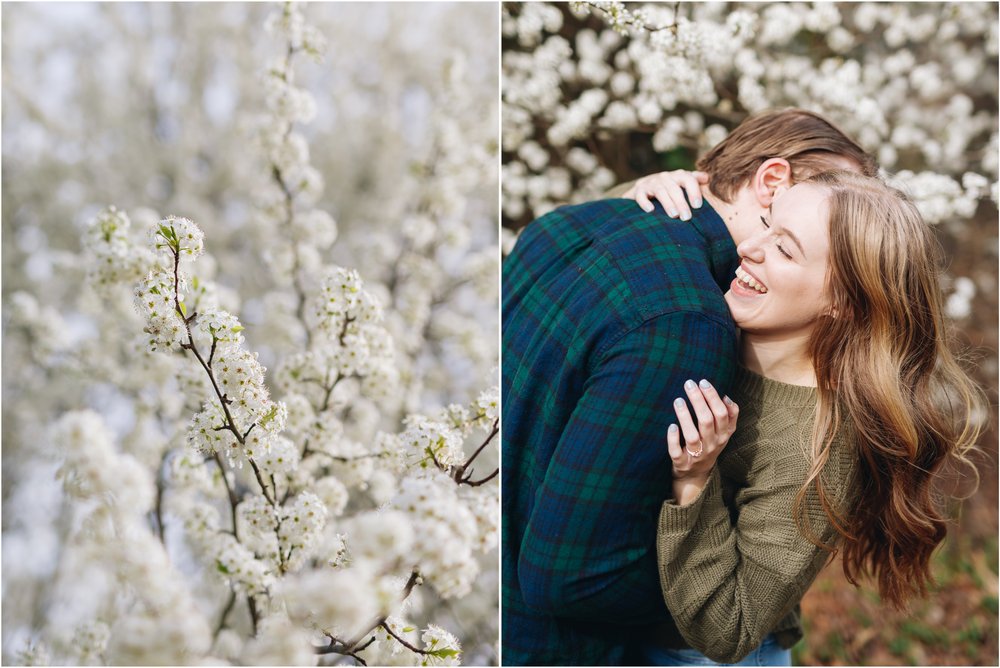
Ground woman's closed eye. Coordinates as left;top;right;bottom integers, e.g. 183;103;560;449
760;216;794;259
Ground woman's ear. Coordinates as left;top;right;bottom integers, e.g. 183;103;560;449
753;158;792;207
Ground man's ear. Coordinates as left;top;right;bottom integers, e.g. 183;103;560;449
753;158;792;207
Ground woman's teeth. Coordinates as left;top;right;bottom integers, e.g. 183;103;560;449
736;266;767;293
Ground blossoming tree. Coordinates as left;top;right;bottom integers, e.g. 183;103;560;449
502;2;997;232
3;3;498;665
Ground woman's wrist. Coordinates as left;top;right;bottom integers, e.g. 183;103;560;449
672;472;711;506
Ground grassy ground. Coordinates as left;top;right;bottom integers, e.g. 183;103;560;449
795;533;998;666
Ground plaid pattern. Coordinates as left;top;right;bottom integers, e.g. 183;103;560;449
502;198;740;666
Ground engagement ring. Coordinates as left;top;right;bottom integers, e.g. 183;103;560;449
686;444;703;458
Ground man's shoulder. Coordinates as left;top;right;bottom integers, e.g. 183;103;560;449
540;198;671;238
510;197;734;333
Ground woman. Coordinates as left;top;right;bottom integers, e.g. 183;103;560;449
627;169;982;665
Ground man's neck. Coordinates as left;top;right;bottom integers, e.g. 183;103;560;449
700;183;758;246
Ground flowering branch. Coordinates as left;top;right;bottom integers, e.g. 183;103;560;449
378;621;434;656
315;570;423;657
157;228;279;508
213;452;241;537
572;1;682;35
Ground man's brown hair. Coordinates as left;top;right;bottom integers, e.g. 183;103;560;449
696;109;879;202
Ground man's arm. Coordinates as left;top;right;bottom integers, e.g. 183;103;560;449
517;311;737;623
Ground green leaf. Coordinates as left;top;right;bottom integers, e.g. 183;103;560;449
179;301;188;316
259;404;280;428
216;560;230;574
430;648;460;659
402;626;416;633
157;224;176;243
231;325;244;333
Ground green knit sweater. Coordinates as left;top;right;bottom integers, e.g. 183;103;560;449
654;365;858;664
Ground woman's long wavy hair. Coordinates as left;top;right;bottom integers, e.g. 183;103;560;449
796;170;984;609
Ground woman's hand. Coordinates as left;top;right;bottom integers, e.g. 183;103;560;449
667;379;738;505
622;169;709;219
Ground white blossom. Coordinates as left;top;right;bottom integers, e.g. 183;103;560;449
421;624;462;666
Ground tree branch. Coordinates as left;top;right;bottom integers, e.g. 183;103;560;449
214;589;237;638
453;419;498;486
379;622;432;655
213;452;241;538
341;570;421;651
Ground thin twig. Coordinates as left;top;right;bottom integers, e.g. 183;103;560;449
461;468;498;487
214;589;237;638
248;595;259;636
213;452;241;538
452;419;498;487
379;622;433;655
342;571;421;651
248;458;275;506
153;451;169;543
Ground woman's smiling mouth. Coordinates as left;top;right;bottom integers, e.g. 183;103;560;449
734;265;768;294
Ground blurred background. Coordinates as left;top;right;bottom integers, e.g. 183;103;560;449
502;2;997;665
3;2;499;664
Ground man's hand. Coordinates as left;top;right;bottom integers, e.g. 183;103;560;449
623;170;709;219
666;378;738;505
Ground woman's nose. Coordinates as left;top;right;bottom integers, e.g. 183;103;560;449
736;230;767;263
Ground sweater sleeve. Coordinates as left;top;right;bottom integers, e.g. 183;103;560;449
655;445;844;664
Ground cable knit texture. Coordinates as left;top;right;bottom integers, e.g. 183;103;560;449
655;365;858;664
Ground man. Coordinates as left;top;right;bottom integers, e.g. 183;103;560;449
501;109;877;666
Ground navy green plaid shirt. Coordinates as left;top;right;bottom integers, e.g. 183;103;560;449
501;198;740;666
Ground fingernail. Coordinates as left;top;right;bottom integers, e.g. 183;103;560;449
668;424;678;434
674;397;685;407
699;379;711;390
667;209;678;218
684;379;696;391
643;204;653;212
694;199;703;208
681;212;691;221
723;396;733;405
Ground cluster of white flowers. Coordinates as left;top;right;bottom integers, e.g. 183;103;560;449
400;415;467;469
46;411;214;665
885;170;989;224
502;2;998;229
151;215;205;260
132;265;184;349
81;206;152;291
51;410;154;513
73;621;110;665
391;472;480;599
7;291;73;360
421;624;463;667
